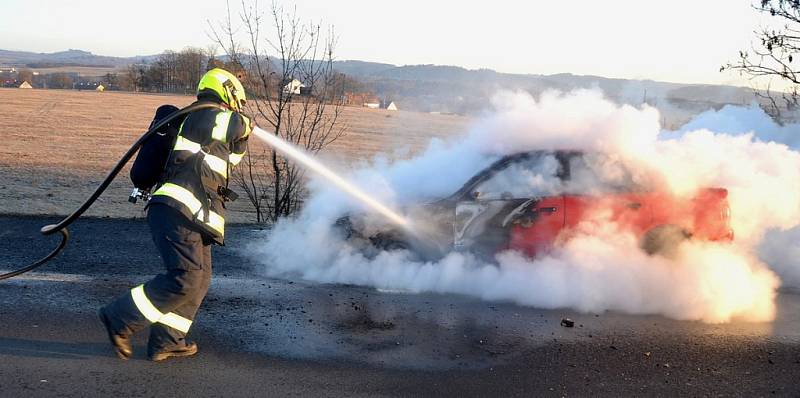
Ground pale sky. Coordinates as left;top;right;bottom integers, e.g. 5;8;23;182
0;0;775;86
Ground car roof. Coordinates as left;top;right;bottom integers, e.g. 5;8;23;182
445;150;583;201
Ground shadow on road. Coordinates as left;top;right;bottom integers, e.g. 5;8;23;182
0;337;108;360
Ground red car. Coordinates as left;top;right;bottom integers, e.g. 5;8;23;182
336;151;733;260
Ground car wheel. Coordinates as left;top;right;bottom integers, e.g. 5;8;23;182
372;234;410;251
641;225;691;258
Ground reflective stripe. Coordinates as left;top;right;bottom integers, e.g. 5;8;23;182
159;312;193;333
173;136;228;178
204;154;228;178
131;284;162;323
152;183;225;235
211;112;231;142
153;183;202;215
229;152;245;166
174;136;201;153
207;211;225;235
211;71;230;85
130;285;192;333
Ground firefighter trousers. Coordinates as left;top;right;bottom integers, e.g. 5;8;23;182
102;203;212;352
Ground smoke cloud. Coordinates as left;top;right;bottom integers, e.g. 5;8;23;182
248;90;800;323
678;105;800;288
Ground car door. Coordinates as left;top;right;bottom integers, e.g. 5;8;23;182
454;198;532;255
506;196;566;257
562;193;653;237
452;152;566;257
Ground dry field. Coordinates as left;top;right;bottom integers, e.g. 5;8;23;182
0;88;469;222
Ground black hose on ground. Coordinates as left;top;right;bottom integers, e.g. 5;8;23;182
0;101;225;281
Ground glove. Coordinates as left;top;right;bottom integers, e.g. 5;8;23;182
240;113;255;138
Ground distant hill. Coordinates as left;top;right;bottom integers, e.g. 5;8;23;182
331;60;754;125
1;48;758;125
0;49;157;68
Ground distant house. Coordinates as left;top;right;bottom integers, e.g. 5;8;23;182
18;81;32;89
95;84;105;92
282;78;305;95
363;103;380;109
379;99;398;110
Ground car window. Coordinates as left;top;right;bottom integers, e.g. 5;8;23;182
470;152;641;200
563;153;640;194
472;154;562;200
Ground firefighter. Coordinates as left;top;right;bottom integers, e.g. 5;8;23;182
99;68;253;362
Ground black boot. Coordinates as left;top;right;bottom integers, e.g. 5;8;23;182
148;342;198;362
98;308;133;360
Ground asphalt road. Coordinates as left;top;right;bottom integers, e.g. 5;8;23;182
2;215;800;397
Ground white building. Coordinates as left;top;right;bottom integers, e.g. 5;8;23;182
282;78;305;95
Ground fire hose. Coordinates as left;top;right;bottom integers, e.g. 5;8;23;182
0;102;225;281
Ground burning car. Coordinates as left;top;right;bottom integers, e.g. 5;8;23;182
335;150;734;260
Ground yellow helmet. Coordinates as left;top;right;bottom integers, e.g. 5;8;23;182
197;68;247;111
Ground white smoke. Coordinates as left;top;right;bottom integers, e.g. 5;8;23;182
671;104;800;148
248;90;800;323
668;104;800;288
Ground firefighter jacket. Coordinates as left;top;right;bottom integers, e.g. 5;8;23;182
149;101;251;244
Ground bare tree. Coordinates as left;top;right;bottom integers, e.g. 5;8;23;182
211;1;346;223
17;69;33;84
48;73;74;89
176;47;213;93
103;72;119;90
723;0;799;120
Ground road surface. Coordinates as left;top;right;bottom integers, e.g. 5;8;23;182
1;215;799;396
